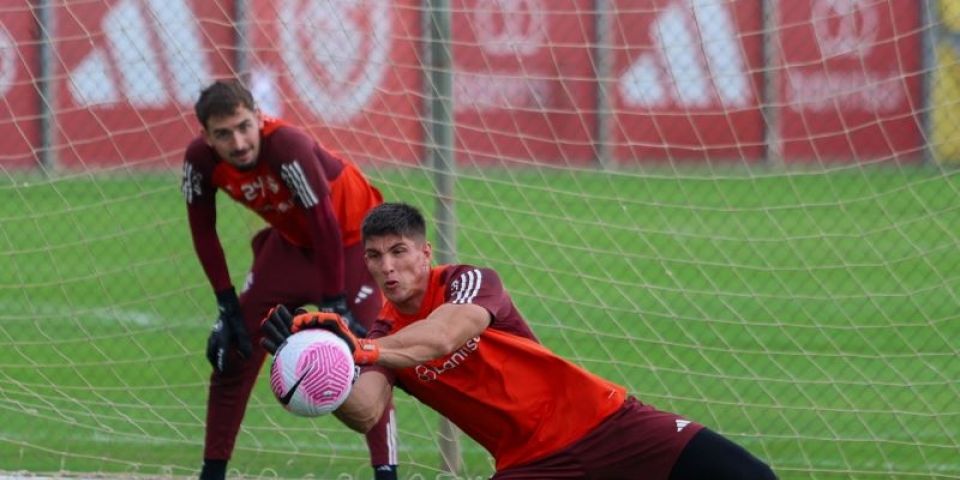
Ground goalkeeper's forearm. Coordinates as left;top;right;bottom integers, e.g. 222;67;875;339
334;370;391;433
374;303;490;369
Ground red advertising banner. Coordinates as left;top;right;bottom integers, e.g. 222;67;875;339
612;0;766;163
0;1;928;170
248;0;424;166
451;0;598;166
778;0;923;162
0;1;39;169
54;0;234;169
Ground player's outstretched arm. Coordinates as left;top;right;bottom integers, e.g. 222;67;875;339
334;369;392;433
284;302;490;369
375;303;491;369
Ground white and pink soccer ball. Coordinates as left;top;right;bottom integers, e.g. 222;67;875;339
269;329;355;417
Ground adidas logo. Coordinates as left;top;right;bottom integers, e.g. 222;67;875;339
618;0;751;109
675;419;691;432
354;285;374;304
68;0;210;107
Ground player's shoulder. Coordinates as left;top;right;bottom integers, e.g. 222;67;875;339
184;135;208;154
262;122;313;147
184;136;215;163
441;264;500;280
439;264;503;296
259;123;320;164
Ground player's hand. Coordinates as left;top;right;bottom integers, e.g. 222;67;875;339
291;309;380;365
319;294;369;338
206;287;252;373
259;304;294;356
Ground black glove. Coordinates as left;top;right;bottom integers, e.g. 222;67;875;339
319;294;368;338
260;304;294;356
206;287;252;373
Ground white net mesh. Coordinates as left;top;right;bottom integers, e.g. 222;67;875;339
1;0;958;479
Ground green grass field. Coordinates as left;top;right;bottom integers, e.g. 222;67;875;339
1;166;958;479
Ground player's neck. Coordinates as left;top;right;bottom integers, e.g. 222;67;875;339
393;291;427;317
223;157;259;171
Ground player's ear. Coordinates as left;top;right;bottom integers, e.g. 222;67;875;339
422;241;433;264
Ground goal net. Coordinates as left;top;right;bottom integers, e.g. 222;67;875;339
1;0;957;478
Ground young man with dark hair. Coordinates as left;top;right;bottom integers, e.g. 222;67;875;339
183;80;399;480
262;202;778;479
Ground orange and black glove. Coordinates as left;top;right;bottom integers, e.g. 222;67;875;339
291;309;380;365
319;294;368;338
260;304;380;365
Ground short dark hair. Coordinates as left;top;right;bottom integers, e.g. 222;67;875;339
362;203;427;242
194;80;256;129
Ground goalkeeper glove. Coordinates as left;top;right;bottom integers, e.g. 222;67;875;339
260;305;379;364
205;287;252;373
259;305;332;355
292;308;380;365
319;294;369;338
260;304;294;356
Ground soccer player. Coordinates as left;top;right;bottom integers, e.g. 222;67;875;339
182;80;399;480
262;202;778;479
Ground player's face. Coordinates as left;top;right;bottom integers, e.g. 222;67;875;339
363;234;432;314
202;106;262;170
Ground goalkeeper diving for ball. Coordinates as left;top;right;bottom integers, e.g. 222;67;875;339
261;202;778;479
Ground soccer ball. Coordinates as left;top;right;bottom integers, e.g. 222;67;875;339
269;329;355;417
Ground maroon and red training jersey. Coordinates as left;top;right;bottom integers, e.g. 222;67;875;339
368;265;627;470
181;118;382;296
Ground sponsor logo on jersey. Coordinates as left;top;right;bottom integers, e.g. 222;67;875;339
415;336;481;382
